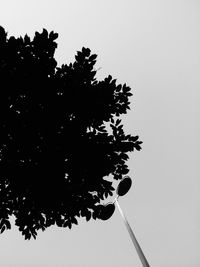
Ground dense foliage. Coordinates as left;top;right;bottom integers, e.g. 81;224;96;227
0;26;142;239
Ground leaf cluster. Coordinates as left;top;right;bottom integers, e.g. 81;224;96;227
0;26;142;240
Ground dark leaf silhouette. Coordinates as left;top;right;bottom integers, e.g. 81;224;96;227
0;26;142;240
116;176;132;196
97;203;115;221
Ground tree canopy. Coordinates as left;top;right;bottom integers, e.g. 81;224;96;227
0;26;142;240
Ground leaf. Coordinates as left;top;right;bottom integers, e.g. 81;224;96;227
56;218;63;227
42;28;48;38
85;212;91;222
71;217;78;225
82;47;90;57
81;209;86;217
116;84;122;92
116;119;121;126
122;84;130;92
107;75;112;83
130;135;139;142
108;190;113;196
117;125;123;131
24;34;30;44
111;79;117;85
93;195;100;203
68;222;72;229
126;92;132;97
35;31;40;37
5;220;11;230
123;85;131;92
92;212;97;220
105;75;112;83
25;232;31;240
32;233;37;239
121;153;129;161
0;225;5;234
63;220;69;228
134;141;143;151
121;168;129;175
89;54;97;61
49;31;58;40
30;227;37;237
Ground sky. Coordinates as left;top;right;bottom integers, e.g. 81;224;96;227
0;0;199;266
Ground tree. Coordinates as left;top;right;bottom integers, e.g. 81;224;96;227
0;26;142;240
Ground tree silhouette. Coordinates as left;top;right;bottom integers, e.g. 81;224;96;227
0;26;142;240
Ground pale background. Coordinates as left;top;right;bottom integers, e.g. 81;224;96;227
0;0;199;266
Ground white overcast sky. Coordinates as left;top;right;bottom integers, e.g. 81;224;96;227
0;0;199;266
